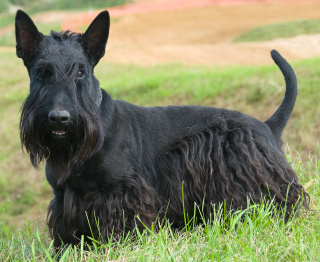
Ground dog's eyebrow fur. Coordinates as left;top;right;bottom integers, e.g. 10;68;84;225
33;59;52;68
33;59;86;79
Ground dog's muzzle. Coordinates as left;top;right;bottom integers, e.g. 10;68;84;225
48;110;70;138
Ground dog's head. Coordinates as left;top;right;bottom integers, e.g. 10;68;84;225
15;10;110;169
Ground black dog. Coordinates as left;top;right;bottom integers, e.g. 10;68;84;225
16;10;308;248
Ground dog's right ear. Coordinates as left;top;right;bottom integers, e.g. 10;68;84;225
83;11;110;66
15;10;42;65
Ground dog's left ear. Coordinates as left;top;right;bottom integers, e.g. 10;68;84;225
83;11;110;66
15;10;43;65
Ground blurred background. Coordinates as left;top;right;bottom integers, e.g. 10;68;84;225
0;0;319;230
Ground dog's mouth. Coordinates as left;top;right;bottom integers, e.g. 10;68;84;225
52;130;67;138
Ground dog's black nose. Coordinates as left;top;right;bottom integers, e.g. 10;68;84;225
48;110;70;125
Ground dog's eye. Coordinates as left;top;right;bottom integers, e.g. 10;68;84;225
37;68;51;79
76;70;85;79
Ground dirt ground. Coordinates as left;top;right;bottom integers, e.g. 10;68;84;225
1;0;320;66
58;0;320;66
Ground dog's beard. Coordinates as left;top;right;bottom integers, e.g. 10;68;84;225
70;106;104;165
20;96;104;183
20;99;50;168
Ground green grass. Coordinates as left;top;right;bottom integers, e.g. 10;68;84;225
234;18;320;42
0;21;63;47
1;153;319;261
0;0;131;14
0;13;15;28
0;50;319;260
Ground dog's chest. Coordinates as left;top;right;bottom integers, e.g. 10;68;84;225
62;162;103;194
66;172;98;193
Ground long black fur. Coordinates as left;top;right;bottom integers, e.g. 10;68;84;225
15;10;309;249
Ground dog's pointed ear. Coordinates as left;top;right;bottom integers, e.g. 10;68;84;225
15;10;42;65
83;11;110;66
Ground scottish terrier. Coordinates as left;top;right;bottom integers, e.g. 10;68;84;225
15;10;308;249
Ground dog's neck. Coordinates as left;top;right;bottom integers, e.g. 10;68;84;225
96;87;103;108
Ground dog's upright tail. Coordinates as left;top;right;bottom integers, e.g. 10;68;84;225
265;50;297;139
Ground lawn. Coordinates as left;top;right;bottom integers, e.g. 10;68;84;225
234;18;320;42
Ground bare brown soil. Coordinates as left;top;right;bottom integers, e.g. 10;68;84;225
2;0;320;65
60;0;320;66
